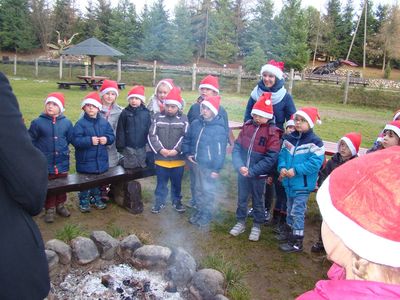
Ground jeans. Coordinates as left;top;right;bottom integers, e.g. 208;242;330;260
274;180;287;212
193;164;217;224
154;165;184;207
237;175;265;224
286;192;310;236
188;159;197;204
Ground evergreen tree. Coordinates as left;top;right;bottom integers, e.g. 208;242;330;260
75;1;98;41
274;0;309;70
207;0;238;64
339;0;354;58
164;0;194;64
108;0;142;59
30;0;53;50
304;6;322;61
0;0;37;51
140;0;170;61
52;0;78;42
190;0;212;59
93;0;113;43
243;44;266;73
322;0;343;59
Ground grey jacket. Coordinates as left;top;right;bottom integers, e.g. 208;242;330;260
148;112;189;161
100;103;123;167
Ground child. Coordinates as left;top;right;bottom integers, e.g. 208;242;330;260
230;92;281;241
297;147;400;299
186;75;229;209
99;79;123;201
147;78;174;115
182;95;227;227
277;107;325;252
29;92;73;223
311;132;362;253
116;86;151;169
148;87;189;214
369;108;400;151
72;92;115;212
368;120;400;152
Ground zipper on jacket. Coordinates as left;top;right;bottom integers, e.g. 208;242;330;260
194;126;205;161
52;116;58;174
207;146;211;160
246;125;260;168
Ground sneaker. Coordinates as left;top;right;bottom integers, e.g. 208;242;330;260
44;208;56;223
249;226;261;241
280;235;304;253
247;208;254;218
151;203;165;214
311;240;325;253
186;199;197;209
79;199;91;213
94;198;107;210
56;204;71;217
189;212;200;224
174;202;186;213
229;222;246;236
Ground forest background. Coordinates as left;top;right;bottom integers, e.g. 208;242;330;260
0;0;400;77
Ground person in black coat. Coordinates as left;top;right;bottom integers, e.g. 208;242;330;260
0;72;50;300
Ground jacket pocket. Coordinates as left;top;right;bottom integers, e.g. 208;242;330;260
303;175;308;187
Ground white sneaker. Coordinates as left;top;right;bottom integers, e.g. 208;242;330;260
249;226;261;241
229;222;246;236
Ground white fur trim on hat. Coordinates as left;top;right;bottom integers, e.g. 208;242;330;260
45;96;64;112
340;136;357;156
81;98;102;110
385;124;400;138
295;111;314;128
317;178;400;267
198;83;219;94
202;100;218;116
156;80;173;91
251;109;273;119
286;119;295;127
127;94;145;102
164;99;182;110
100;87;119;97
260;64;283;80
393;111;400;121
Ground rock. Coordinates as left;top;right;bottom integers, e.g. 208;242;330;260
165;247;197;288
189;268;225;300
117;234;143;260
214;294;229;300
45;239;72;265
45;249;59;271
130;245;171;270
71;237;99;265
90;231;119;260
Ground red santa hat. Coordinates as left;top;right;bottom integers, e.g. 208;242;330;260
164;86;183;110
155;78;174;92
81;92;102;110
260;59;285;80
384;120;400;138
127;85;145;102
198;75;219;94
286;115;295;128
339;132;362;156
202;95;220;116
100;79;119;97
393;109;400;121
317;146;400;267
45;92;65;112
295;107;321;128
251;92;273;119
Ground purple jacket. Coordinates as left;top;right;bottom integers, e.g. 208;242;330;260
297;263;400;300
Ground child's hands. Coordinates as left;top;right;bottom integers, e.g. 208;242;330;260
279;168;288;178
210;172;219;179
239;166;249;177
266;176;273;185
92;136;99;145
188;155;197;164
160;149;169;157
98;137;107;145
286;168;295;178
168;149;178;157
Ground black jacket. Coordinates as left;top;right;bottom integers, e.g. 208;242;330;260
0;72;50;300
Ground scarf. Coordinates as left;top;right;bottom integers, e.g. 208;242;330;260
250;78;287;105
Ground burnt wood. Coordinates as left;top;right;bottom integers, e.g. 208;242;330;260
47;166;155;195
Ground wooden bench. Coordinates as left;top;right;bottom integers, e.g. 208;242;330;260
304;74;369;86
57;82;126;91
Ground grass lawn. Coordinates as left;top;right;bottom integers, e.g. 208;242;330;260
2;75;397;299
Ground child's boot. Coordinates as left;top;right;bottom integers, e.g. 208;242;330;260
275;223;291;242
311;232;325;253
44;207;56;223
280;234;304;253
249;224;261;241
79;197;91;213
93;196;107;210
56;204;71;217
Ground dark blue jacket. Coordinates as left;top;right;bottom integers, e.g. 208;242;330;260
72;113;115;174
182;115;227;173
29;113;73;175
116;104;151;151
244;79;296;130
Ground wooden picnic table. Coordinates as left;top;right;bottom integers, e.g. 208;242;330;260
76;75;109;87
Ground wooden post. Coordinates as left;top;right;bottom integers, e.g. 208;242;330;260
13;55;17;75
117;59;122;82
237;65;242;93
152;60;157;86
343;71;351;105
35;58;39;77
68;63;72;79
192;63;197;91
59;56;63;80
288;68;294;94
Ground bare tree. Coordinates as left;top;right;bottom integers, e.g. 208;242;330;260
29;0;53;50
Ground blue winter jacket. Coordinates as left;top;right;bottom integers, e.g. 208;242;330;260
182;115;227;173
244;79;296;130
29;113;73;174
277;130;325;197
72;113;115;174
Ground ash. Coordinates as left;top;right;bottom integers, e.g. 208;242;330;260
54;264;184;300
